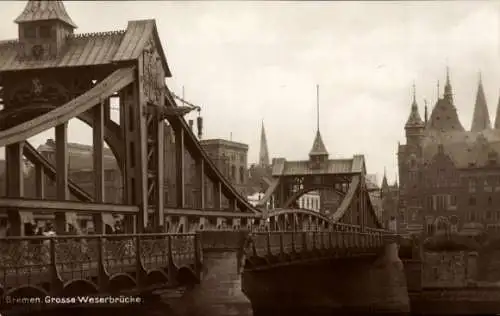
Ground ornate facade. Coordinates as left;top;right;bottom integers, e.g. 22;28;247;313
398;70;500;237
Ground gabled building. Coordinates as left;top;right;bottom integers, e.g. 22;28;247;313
398;69;500;237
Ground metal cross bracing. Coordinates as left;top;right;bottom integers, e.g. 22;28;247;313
0;0;395;308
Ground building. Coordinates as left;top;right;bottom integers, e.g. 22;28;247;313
398;70;500;237
297;191;321;212
200;138;249;196
17;139;122;230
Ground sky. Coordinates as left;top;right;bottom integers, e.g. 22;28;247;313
1;1;500;185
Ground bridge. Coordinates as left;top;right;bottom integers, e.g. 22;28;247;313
0;1;413;315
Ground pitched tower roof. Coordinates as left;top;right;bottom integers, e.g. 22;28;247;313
405;83;424;129
258;121;270;166
15;0;77;29
309;130;329;157
427;68;465;132
471;73;491;132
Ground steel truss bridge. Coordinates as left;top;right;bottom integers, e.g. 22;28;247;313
0;0;401;312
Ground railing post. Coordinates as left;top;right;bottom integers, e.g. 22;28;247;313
279;231;284;256
49;238;59;291
135;235;143;288
167;235;176;283
97;236;108;290
291;230;296;253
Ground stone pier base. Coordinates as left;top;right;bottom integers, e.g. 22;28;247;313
173;231;253;316
243;241;410;315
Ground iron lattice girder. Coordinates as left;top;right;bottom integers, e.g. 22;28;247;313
163;91;259;215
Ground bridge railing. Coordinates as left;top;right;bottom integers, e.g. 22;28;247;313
249;228;387;259
0;227;392;292
0;233;198;291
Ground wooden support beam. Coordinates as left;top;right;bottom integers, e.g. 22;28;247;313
55;123;68;234
35;164;45;199
93;102;105;234
175;126;185;208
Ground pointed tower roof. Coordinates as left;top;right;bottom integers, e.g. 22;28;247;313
15;0;77;29
381;169;389;190
495;90;500;129
258;121;270;166
428;68;465;132
309;130;329;157
405;83;424;129
471;73;491;132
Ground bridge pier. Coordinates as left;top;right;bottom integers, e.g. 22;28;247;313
174;231;253;316
243;236;410;315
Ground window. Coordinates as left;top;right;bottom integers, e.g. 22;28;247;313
487;211;492;220
39;25;51;38
468;178;476;193
485;178;493;192
426;196;434;211
470;212;476;222
239;166;244;184
230;165;236;182
488;196;493;206
449;195;457;206
469;197;476;206
24;26;36;38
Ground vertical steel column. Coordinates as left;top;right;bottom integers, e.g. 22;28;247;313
175;124;185;208
93;101;105;234
133;71;149;233
55;123;68;234
120;87;135;233
197;160;205;209
5;142;24;236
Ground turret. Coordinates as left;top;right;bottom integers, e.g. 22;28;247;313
405;83;425;145
470;73;491;132
15;0;77;60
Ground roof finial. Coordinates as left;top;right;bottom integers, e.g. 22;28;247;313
316;84;320;131
446;66;450;85
479;71;482;85
437;80;440;99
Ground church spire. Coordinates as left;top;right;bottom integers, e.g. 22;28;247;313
258;120;270;167
15;0;77;29
471;72;491;132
